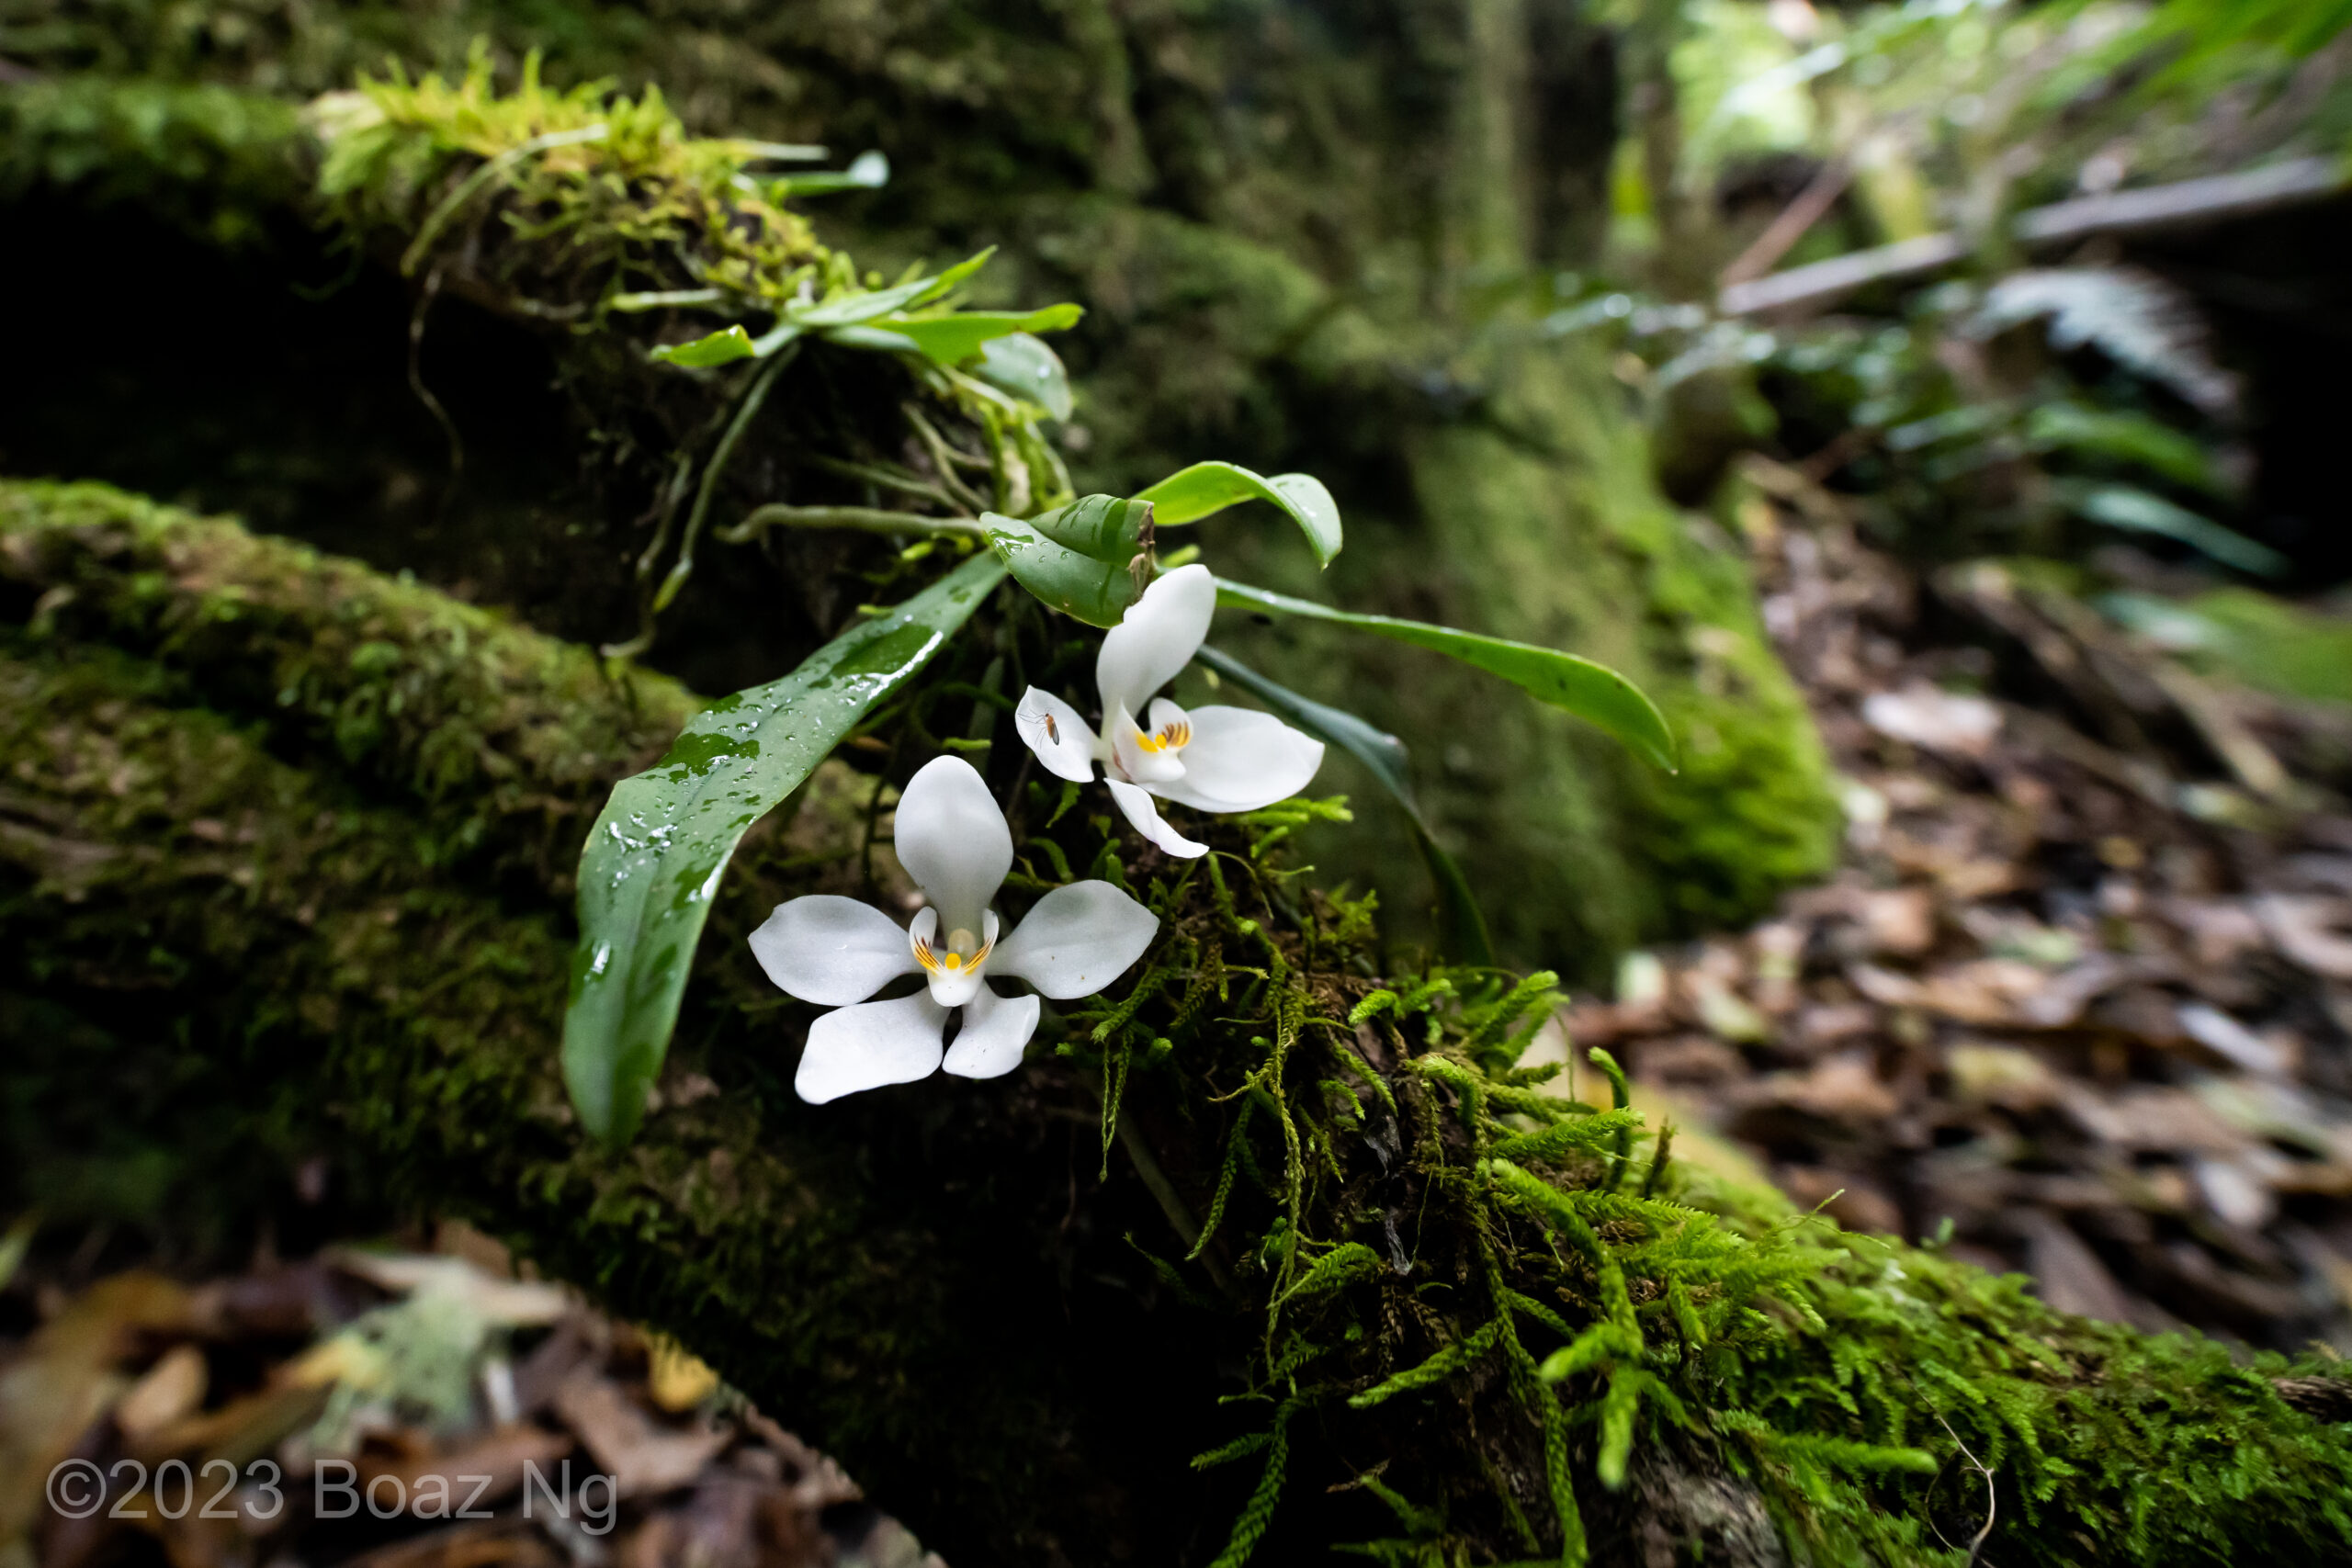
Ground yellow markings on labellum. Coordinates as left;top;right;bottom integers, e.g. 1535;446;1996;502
914;929;993;976
1136;717;1193;755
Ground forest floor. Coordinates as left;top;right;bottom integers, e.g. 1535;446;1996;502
0;1226;940;1568
1566;456;2352;1353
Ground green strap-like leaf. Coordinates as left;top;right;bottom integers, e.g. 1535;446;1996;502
650;249;1001;367
974;333;1074;420
2058;479;2289;577
1193;646;1493;964
650;324;757;367
793;247;996;328
876;305;1084;368
767;147;888;197
1212;578;1678;772
562;552;1008;1144
1135;462;1342;567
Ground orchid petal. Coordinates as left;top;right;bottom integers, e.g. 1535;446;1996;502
1108;701;1185;785
942;984;1040;1079
1105;777;1207;858
794;991;947;1103
749;895;920;1006
992;881;1159;999
893;755;1012;934
1150;705;1326;812
1013;687;1101;783
1095;562;1215;719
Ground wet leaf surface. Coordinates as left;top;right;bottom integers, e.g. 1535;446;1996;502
562;555;1005;1145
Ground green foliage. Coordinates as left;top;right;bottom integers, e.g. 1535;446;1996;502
2060;480;2288;577
1105;890;2352;1566
1577;278;2278;576
1136;461;1344;569
562;552;1007;1144
313;48;828;305
2055;0;2352;93
0;76;304;247
646;249;1080;370
2101;586;2352;705
1211;578;1679;773
1191;646;1494;964
984;493;1157;626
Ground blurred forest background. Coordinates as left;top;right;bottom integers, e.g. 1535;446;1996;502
4;0;2352;1563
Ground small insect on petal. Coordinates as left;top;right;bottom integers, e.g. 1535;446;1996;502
1046;714;1060;744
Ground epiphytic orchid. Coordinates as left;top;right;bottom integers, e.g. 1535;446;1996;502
1012;563;1325;858
748;755;1159;1104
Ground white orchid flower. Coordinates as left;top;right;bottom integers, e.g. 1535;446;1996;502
1011;563;1326;858
749;755;1159;1104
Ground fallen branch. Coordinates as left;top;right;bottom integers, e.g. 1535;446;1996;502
1720;156;2346;317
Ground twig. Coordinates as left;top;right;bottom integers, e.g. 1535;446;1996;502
1720;155;2346;317
1929;1410;1996;1568
1720;157;1853;288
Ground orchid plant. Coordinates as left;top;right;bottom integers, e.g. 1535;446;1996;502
565;430;1671;1141
745;755;1159;1103
1012;564;1326;858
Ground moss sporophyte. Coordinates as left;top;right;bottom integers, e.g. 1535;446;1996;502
748;756;1156;1102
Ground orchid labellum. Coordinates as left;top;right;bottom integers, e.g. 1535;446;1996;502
749;755;1159;1103
1012;563;1326;857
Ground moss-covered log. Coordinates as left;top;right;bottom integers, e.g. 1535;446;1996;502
7;479;2352;1567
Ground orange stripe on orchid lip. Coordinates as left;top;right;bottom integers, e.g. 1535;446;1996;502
1136;718;1192;754
914;930;993;976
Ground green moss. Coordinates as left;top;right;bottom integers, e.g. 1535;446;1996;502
313;49;829;310
1702;1202;2352;1566
0;478;698;894
2166;587;2352;707
0;616;1110;1562
5;483;2348;1565
0;75;305;246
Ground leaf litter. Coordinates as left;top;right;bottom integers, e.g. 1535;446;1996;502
1559;455;2352;1351
0;1224;938;1568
